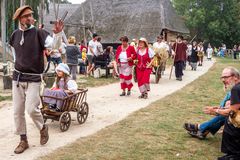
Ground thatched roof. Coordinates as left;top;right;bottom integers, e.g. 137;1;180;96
43;3;80;33
65;0;189;43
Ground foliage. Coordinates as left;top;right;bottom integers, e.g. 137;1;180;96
1;0;70;41
172;0;240;48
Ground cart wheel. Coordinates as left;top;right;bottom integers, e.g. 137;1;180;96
133;66;137;82
77;102;89;124
155;66;161;83
59;112;71;132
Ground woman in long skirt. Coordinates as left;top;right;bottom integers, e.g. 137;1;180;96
116;36;137;96
136;38;155;99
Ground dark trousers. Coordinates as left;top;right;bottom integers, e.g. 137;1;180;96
174;61;184;78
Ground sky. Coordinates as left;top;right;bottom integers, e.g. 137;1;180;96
68;0;86;4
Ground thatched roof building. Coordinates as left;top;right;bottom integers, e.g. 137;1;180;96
64;0;189;44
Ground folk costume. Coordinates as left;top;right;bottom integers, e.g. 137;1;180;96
136;46;155;98
43;63;78;111
197;44;204;66
116;45;136;95
172;37;187;81
9;5;63;154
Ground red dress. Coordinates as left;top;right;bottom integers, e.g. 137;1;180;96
115;45;136;90
136;48;152;93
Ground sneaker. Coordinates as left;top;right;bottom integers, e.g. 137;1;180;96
14;140;29;154
127;90;131;96
183;123;198;132
40;124;49;145
55;107;61;112
48;103;56;109
188;131;207;140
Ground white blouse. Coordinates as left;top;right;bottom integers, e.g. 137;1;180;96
52;78;78;93
138;48;155;58
119;51;128;62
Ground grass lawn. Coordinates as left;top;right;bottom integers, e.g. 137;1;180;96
77;75;118;88
0;95;11;102
40;58;239;160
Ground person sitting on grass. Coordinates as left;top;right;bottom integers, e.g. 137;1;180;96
43;63;78;112
183;67;237;139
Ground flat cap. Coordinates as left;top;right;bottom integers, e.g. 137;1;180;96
13;5;33;20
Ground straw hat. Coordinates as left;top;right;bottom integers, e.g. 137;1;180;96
138;37;149;47
13;5;34;20
55;63;70;75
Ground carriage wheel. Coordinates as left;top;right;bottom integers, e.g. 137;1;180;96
155;65;161;84
77;102;89;124
59;112;71;132
133;66;137;82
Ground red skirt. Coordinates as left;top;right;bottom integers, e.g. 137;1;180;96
136;67;151;93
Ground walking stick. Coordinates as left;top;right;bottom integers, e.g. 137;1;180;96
169;42;178;80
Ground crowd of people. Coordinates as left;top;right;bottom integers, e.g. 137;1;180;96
8;5;240;159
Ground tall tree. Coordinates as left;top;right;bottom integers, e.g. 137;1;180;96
173;0;240;47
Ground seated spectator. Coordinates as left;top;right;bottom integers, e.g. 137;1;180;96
104;46;119;78
184;67;237;139
184;93;230;139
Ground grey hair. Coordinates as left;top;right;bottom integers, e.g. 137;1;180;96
226;67;240;79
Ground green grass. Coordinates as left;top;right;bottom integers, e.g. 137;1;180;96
77;75;118;88
39;58;239;160
0;95;11;102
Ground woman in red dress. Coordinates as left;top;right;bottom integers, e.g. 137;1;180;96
116;36;137;96
136;38;155;99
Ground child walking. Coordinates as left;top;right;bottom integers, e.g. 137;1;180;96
43;63;78;111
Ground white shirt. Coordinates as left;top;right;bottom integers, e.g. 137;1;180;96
119;51;128;62
87;40;97;56
52;78;78;93
96;41;103;56
153;42;169;51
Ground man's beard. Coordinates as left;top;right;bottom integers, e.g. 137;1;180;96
224;80;236;92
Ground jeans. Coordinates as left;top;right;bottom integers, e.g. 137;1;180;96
199;115;226;135
68;64;78;80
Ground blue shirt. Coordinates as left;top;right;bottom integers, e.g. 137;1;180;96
220;92;231;108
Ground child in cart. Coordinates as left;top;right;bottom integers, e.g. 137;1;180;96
43;63;78;111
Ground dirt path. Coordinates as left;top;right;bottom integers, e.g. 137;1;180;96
0;59;214;160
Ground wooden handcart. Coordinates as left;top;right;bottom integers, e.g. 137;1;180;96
40;89;89;132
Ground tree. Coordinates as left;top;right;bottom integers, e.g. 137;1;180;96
172;0;240;47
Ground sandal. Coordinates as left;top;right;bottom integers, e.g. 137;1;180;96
183;123;198;132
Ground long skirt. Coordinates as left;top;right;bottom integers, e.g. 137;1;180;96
119;63;133;90
43;88;67;109
136;67;152;93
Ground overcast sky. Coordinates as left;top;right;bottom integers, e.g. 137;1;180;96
68;0;86;4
